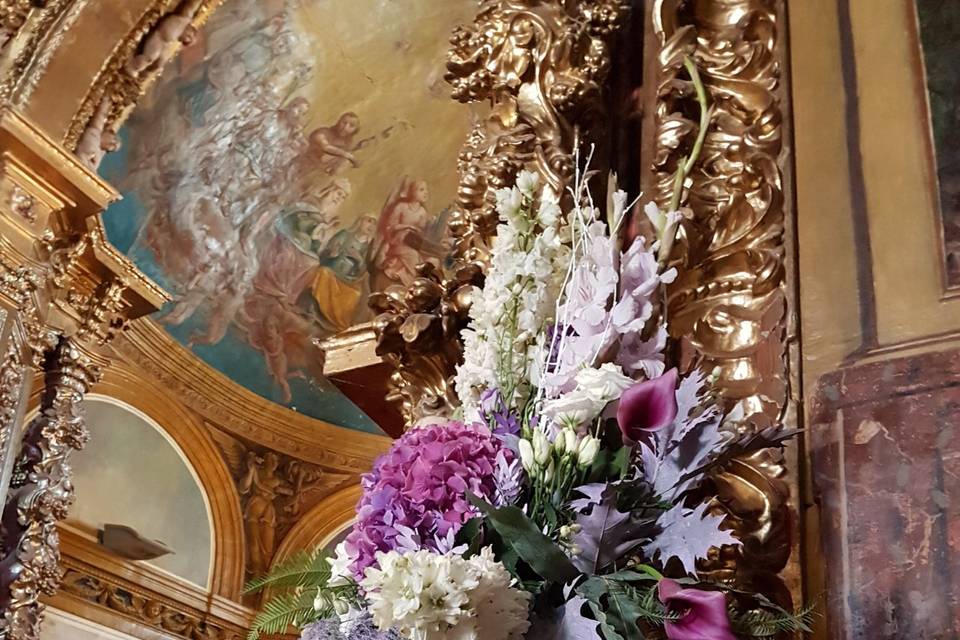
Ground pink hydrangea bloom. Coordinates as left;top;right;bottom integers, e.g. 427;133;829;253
343;422;510;579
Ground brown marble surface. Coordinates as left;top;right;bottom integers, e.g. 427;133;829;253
811;348;960;639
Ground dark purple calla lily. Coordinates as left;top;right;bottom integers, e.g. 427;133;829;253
616;368;678;444
658;579;736;640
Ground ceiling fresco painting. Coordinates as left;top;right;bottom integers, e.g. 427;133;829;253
99;0;476;432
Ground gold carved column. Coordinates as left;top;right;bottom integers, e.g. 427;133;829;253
0;107;165;639
649;0;799;605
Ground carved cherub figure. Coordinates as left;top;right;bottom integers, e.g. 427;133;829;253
125;0;204;77
75;96;120;170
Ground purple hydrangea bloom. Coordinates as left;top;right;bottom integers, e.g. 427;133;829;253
344;422;512;578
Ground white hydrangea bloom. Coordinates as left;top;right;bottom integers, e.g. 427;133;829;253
361;548;531;640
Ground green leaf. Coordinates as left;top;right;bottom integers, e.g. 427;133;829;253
246;591;317;640
244;547;331;593
585;599;626;640
468;494;580;585
611;447;631;479
456;517;483;557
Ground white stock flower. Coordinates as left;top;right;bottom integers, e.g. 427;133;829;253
361;548;530;640
495;186;523;220
516;170;540;195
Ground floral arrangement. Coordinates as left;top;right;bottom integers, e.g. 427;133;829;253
248;61;811;640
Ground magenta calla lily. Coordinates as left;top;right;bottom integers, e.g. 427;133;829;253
658;579;736;640
616;368;679;444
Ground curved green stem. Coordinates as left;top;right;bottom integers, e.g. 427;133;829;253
658;55;710;271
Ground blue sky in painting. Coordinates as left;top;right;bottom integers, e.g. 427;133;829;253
99;130;381;434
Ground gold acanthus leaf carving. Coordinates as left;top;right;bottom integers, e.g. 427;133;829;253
372;0;628;427
652;0;794;606
58;566;243;640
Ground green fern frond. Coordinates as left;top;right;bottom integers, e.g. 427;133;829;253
247;590;318;640
244;547;332;594
733;601;818;637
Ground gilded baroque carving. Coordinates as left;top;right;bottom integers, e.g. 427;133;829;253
111;321;386;474
0;0;80;105
651;0;794;604
0;340;25;463
63;0;223;154
0;337;99;640
371;0;628;426
0;0;44;53
7;186;35;223
209;427;354;577
58;567;243;640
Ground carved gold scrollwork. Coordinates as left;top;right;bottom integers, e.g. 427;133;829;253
652;0;794;605
64;0;223;161
372;0;628;427
0;0;44;54
58;566;244;640
0;337;98;639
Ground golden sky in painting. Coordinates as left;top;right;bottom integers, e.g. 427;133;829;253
289;0;477;222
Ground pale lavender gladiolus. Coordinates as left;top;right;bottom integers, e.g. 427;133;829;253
658;579;736;640
616;368;678;444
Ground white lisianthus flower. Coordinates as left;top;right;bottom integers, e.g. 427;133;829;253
516;170;541;195
543;391;607;427
327;541;356;587
576;363;634;404
362;548;531;640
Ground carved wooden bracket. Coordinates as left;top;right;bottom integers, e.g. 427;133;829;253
649;0;798;607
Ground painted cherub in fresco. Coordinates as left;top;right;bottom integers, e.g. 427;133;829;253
125;0;205;77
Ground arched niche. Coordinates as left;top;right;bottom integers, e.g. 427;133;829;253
68;396;214;588
84;367;246;599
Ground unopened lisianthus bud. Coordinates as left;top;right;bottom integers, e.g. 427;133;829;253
577;436;600;468
543;458;555;483
563;429;578;456
333;599;350;616
553;432;567;456
518;439;535;472
533;429;550;465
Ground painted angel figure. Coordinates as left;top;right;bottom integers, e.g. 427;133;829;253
369;177;449;293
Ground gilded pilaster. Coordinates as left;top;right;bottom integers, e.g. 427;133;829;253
650;0;797;605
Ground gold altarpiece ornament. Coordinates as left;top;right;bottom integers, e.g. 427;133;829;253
373;0;798;609
0;108;166;639
370;0;630;426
